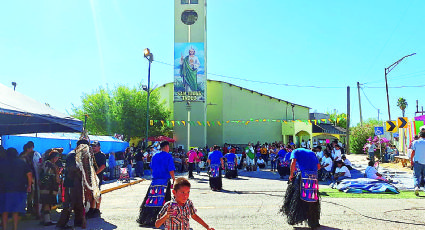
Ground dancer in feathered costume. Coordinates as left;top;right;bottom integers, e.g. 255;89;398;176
280;148;321;229
137;141;175;227
57;131;99;229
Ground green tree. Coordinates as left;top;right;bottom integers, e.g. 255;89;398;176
349;118;381;154
72;84;171;141
397;97;408;117
327;111;347;128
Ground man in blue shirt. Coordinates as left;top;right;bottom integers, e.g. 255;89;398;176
224;151;237;179
411;132;425;196
281;148;321;229
208;146;224;191
138;141;175;227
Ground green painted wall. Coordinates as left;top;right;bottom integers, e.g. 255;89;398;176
157;80;310;147
206;81;223;145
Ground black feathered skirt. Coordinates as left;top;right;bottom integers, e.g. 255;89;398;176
225;162;238;179
209;164;222;190
281;171;320;228
137;179;171;227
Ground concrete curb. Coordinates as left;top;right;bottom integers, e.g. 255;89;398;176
50;179;146;210
101;179;145;194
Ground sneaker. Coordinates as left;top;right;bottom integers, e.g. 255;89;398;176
415;187;420;196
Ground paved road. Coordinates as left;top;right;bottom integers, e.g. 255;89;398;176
16;169;425;230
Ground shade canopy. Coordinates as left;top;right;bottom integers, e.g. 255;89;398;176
0;83;82;135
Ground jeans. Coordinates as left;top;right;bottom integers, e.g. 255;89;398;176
135;161;144;177
175;163;182;173
271;160;277;170
127;164;133;178
413;162;425;188
196;162;201;174
390;153;399;162
368;152;375;162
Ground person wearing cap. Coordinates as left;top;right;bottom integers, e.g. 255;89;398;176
39;149;61;226
87;141;106;218
331;160;351;188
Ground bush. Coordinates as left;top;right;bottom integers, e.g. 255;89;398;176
350;119;382;154
350;124;375;154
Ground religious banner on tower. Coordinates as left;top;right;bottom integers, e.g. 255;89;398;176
174;42;206;102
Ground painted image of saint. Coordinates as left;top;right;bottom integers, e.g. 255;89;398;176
180;47;200;91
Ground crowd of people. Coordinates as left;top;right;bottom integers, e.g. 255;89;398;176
0;135;106;230
2;130;424;230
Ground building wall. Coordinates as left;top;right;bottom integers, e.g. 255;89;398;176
206;81;223;145
156;80;310;148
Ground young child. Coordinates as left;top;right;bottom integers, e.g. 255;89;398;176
155;177;215;230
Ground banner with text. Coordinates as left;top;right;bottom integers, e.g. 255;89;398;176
174;42;206;102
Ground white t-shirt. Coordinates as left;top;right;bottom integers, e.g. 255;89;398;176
335;166;351;177
368;144;376;153
332;149;342;161
301;142;306;148
322;157;333;171
257;159;265;164
365;166;378;179
316;151;324;159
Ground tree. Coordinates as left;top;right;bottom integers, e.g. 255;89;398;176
397;97;408;117
72;84;171;141
327;111;347;129
349;118;381;154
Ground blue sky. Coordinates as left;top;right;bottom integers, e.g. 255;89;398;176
1;0;424;126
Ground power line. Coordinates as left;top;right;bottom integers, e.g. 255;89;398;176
155;60;348;89
155;60;425;89
360;87;380;112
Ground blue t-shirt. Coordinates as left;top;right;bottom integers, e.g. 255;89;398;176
0;158;30;193
150;151;175;180
278;149;287;159
208;150;222;165
224;153;236;164
290;148;319;172
412;138;425;164
284;150;291;162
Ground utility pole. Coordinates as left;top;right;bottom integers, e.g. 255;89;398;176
346;86;350;154
357;82;363;125
378;109;380;121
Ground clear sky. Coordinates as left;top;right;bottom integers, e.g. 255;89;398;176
1;0;424;126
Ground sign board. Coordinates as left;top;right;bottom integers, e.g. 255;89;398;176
386;120;398;133
398;117;408;128
374;127;384;136
174;42;206;102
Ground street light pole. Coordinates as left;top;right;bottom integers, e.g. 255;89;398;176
384;53;415;142
144;48;154;149
384;53;416;121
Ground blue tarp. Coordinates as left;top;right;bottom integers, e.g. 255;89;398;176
336;178;399;194
1;133;129;154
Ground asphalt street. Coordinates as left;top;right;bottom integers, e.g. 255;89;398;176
15;169;425;230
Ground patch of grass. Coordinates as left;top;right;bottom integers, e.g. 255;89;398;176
319;188;425;199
